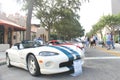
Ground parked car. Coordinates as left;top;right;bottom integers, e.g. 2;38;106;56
6;40;84;76
47;40;85;54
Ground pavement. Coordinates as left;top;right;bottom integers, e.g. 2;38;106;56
0;43;120;66
98;43;120;53
113;44;120;53
0;51;6;66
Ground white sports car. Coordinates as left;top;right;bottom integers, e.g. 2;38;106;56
6;40;84;76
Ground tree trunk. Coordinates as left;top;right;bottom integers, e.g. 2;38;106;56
48;26;51;41
26;0;34;40
100;30;103;40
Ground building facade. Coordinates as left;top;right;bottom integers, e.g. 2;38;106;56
0;19;26;46
0;12;49;46
0;2;49;47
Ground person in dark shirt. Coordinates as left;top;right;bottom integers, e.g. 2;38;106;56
110;32;115;49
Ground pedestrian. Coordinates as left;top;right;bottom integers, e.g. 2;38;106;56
90;35;95;48
110;32;115;49
85;36;90;47
93;35;98;46
106;33;111;50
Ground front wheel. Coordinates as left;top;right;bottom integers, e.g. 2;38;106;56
27;55;40;76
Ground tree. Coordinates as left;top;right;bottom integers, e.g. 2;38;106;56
100;15;120;34
35;0;58;41
17;0;88;41
91;21;105;40
26;0;36;40
88;14;120;41
34;0;82;41
116;13;120;25
54;16;84;40
17;0;36;40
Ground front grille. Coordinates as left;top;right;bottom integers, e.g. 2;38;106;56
76;55;81;60
60;60;73;68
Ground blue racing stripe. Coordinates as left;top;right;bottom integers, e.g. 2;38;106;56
61;46;81;59
49;46;74;61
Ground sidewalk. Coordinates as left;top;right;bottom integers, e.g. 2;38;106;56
112;43;120;53
0;43;120;66
0;51;6;66
98;43;120;53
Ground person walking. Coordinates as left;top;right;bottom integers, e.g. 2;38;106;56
85;36;90;47
106;33;111;50
90;35;95;48
110;32;115;49
93;35;98;46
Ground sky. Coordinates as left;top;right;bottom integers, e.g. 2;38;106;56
0;0;25;15
0;0;40;24
80;0;111;34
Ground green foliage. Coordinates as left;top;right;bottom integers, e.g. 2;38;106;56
20;0;87;40
54;16;84;40
89;14;120;37
50;33;58;40
34;0;83;40
101;15;119;28
114;35;119;43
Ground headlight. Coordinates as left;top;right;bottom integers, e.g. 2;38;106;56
39;51;59;56
45;61;53;67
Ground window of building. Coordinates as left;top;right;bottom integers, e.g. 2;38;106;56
0;25;4;44
8;28;12;45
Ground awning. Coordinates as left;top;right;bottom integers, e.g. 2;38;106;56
0;19;26;31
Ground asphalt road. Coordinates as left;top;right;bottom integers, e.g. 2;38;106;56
0;47;120;80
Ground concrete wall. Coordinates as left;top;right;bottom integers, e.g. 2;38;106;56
0;44;10;52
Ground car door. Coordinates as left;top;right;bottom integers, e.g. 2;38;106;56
9;43;22;63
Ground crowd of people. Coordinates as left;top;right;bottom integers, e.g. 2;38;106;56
85;35;98;48
85;32;116;50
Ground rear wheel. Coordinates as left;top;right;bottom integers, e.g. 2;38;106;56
27;55;40;76
6;54;12;67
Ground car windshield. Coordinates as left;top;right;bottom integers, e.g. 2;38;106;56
22;40;42;48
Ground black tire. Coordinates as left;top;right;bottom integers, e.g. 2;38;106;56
6;54;12;67
27;55;40;76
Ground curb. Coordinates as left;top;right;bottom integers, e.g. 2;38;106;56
0;58;6;66
0;51;6;66
0;61;6;66
96;46;120;56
